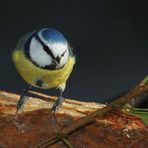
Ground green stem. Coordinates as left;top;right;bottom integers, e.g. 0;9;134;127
57;133;74;148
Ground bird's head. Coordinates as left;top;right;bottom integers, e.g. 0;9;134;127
26;28;69;69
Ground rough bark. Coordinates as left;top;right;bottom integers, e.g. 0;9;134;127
0;79;148;148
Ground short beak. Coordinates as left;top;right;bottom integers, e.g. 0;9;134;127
53;56;61;65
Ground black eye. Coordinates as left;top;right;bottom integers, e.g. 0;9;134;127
43;44;55;60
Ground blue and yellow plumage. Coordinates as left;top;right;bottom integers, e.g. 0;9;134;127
12;28;76;114
12;48;75;89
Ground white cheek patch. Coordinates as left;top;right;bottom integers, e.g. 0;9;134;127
29;37;52;67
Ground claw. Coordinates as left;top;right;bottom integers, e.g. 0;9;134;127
51;104;56;113
14;108;24;121
14;84;31;123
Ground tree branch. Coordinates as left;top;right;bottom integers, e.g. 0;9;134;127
35;76;148;148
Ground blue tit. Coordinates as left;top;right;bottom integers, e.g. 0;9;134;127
12;28;76;114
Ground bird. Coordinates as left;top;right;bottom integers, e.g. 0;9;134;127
12;28;76;115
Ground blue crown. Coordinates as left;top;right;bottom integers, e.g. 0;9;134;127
40;28;67;43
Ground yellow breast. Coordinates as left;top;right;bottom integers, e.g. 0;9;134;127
12;49;75;89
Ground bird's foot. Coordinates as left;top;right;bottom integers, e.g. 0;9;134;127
13;109;32;133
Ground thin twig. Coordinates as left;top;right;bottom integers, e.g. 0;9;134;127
56;133;74;148
35;76;148;148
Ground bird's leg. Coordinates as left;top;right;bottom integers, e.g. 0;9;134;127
51;90;64;115
15;84;32;120
13;84;33;132
50;89;64;132
50;85;70;139
51;83;66;116
48;83;66;135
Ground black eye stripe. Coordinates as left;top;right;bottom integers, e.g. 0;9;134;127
24;31;59;70
61;50;66;57
43;44;55;60
35;34;55;60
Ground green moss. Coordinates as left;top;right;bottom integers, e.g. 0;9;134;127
127;108;148;125
143;76;148;84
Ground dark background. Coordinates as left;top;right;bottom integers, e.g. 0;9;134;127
0;0;148;106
